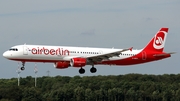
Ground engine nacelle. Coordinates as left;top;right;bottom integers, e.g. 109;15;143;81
70;58;86;67
54;62;69;69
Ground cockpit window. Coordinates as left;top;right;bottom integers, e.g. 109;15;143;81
9;48;18;51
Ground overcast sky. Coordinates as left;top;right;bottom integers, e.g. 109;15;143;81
0;0;179;78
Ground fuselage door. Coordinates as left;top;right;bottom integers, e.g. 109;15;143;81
142;51;146;60
23;46;28;55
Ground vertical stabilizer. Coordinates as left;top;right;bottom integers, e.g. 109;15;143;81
142;28;168;52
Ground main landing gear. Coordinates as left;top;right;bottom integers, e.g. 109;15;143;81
79;68;85;74
90;66;97;73
78;66;97;74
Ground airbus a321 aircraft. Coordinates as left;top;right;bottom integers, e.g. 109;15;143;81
3;28;174;74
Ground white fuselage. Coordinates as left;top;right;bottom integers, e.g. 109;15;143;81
3;45;141;63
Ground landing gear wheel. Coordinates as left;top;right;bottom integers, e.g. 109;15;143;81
90;67;97;73
79;68;85;74
21;67;25;71
20;62;25;71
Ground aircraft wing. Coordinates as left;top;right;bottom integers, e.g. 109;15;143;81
87;47;133;62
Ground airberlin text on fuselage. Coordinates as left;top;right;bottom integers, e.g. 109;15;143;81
31;47;70;56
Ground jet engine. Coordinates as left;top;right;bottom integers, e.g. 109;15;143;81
54;62;69;69
70;58;86;67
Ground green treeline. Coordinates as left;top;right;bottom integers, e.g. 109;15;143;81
1;74;180;101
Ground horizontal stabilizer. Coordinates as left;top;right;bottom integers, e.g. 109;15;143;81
153;52;176;57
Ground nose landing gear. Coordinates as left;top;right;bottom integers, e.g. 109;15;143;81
20;62;25;70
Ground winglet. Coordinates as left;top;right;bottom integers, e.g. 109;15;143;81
129;47;133;51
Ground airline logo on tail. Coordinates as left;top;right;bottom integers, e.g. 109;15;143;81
143;28;168;52
153;30;167;50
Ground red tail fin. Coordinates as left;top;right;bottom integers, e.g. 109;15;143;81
143;28;168;52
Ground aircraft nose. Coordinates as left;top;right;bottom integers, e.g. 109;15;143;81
3;51;9;58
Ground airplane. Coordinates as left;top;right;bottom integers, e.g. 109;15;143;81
3;28;174;74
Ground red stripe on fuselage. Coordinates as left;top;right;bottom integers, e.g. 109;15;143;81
97;51;171;65
9;51;170;65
